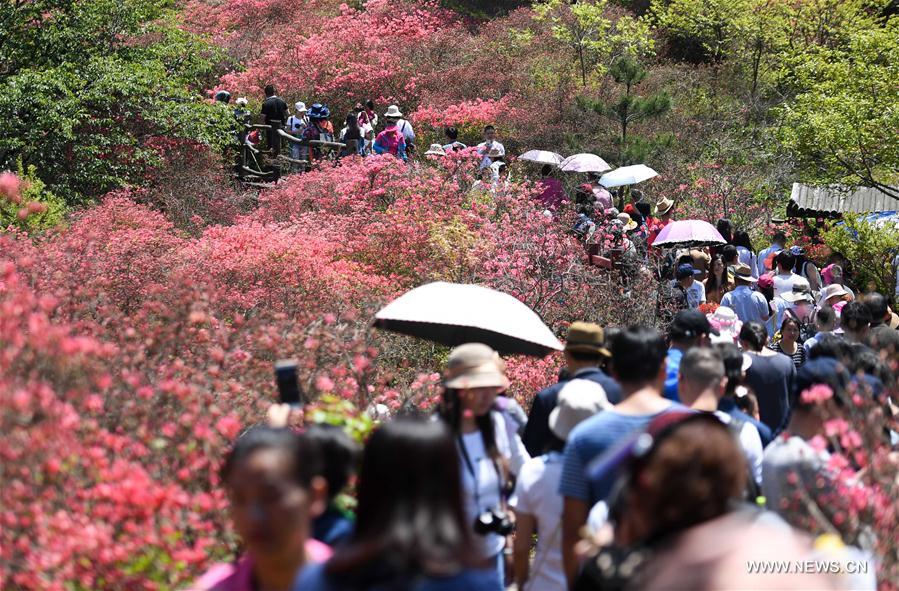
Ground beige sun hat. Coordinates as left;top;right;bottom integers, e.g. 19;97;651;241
656;197;675;215
549;379;610;441
443;343;509;390
818;283;850;306
425;143;446;156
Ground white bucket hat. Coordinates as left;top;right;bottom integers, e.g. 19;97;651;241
424;143;446;156
294;101;307;113
384;104;403;118
235;97;248;106
549;379;611;441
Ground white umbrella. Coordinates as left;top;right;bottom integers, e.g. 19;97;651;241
373;282;563;357
599;164;658;188
559;153;612;174
519;150;564;166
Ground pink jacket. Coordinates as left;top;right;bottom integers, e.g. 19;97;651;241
191;539;332;591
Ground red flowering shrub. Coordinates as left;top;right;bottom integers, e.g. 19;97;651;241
4;154;673;587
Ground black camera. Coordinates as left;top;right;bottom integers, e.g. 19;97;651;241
473;508;515;536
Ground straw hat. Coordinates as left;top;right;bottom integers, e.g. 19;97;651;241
424;143;446;156
733;264;757;283
384;104;403;118
656;197;675;216
443;343;509;390
564;322;611;357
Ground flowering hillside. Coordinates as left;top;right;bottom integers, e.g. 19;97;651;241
2;0;898;588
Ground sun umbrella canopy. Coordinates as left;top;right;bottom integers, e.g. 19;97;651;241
559;153;612;173
599;164;659;188
519;150;564;166
651;219;727;248
373;282;563;357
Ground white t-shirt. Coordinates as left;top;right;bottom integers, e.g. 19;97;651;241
672;279;706;308
512;453;566;591
773;272;809;298
458;412;528;559
716;410;763;485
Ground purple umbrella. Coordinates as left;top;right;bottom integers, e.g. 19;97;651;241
651;219;726;248
559;153;612;173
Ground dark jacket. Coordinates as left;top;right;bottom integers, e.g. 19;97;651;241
261;95;288;126
522;367;622;457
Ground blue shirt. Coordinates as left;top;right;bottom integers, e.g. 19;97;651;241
664;348;683;402
559;406;684;505
294;561;502;591
721;285;769;325
312;506;354;547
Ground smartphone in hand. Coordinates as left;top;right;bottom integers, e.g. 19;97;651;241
274;359;304;407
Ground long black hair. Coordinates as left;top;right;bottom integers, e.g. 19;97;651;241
705;254;726;295
325;419;480;583
713;342;744;398
732;230;754;253
437;388;501;462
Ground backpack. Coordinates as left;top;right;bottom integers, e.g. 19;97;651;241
377;128;404;155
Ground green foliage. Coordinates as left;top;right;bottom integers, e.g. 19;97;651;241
0;1;233;205
0;161;68;233
651;0;752;63
821;215;899;295
777;19;899;199
306;394;376;444
579;55;671;165
534;0;654;87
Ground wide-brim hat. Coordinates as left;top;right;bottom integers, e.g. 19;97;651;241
781;289;813;303
733;263;757;283
616;213;638;232
549;379;611;441
425;143;446;156
656;197;675;215
384;104;403;118
443;343;509;390
818;284;850;306
565;322;611;357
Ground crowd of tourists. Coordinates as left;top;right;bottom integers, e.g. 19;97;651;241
191;86;899;591
193;303;895;591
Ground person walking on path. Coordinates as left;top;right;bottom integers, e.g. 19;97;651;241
523;322;622;457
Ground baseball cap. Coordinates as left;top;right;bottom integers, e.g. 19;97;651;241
676;263;701;280
669;309;719;340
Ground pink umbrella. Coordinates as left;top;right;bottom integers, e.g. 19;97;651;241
651;219;726;248
559;153;612;173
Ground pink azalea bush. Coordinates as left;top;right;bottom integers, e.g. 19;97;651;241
3;153;662;588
